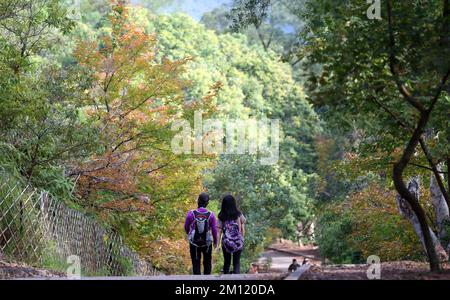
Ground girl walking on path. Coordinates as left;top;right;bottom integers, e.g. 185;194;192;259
218;195;246;274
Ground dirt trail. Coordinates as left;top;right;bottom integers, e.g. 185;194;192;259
258;243;321;273
0;260;65;279
258;249;297;273
302;261;450;280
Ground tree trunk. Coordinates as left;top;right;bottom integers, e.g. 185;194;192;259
397;177;448;262
392;110;441;271
430;165;450;241
419;137;450;208
447;157;450;198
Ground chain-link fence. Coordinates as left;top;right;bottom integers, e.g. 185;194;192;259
0;173;159;276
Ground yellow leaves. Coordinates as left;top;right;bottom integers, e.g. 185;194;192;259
347;184;397;214
335;183;423;261
139;238;191;274
98;198;155;214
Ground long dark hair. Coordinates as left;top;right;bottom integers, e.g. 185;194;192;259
218;195;242;222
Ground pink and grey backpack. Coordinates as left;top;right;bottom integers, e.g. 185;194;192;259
222;219;244;253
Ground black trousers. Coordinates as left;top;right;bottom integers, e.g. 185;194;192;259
189;244;212;275
223;248;242;274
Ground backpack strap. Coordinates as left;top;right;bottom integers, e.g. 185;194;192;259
193;210;211;230
193;210;211;219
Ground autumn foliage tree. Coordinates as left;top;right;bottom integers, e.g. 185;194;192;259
71;0;217;271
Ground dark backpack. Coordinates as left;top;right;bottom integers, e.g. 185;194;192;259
188;210;213;247
222;219;244;253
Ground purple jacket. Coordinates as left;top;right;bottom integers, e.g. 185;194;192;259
184;208;218;247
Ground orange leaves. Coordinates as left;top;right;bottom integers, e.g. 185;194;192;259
70;2;219;274
109;0;129;40
74;1;188;121
138;238;191;274
72;0;215;220
75;152;138;194
73;41;101;68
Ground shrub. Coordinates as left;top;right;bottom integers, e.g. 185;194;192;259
316;184;424;264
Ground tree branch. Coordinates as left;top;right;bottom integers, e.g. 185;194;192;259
146;158;176;174
428;69;450;112
255;23;269;51
419;137;450;208
408;162;448;174
386;0;426;113
368;96;413;130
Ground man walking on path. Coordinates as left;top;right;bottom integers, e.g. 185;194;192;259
184;193;218;275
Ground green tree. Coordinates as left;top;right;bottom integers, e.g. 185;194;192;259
205;154;316;268
0;0;89;197
131;11;321;265
144;12;321;172
299;0;450;271
209;0;307;68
